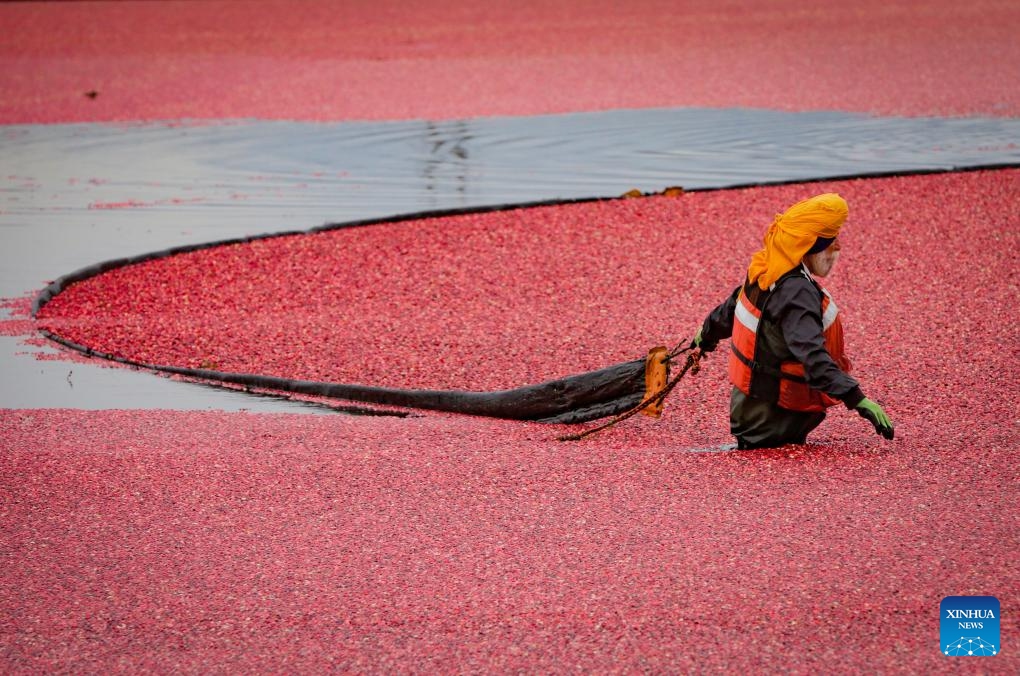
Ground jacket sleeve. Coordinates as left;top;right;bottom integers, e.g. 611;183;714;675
773;279;866;408
699;286;741;351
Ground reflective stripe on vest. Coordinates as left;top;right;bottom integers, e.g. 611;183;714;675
821;289;839;330
734;293;759;333
728;281;849;412
728;292;760;396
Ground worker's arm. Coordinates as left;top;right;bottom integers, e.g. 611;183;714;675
777;283;894;438
694;285;741;352
773;279;864;408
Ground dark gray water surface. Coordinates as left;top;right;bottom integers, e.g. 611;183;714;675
2;107;1018;409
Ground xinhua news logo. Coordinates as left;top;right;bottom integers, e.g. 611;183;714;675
940;596;1000;656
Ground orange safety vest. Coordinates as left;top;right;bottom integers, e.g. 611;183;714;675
728;268;851;412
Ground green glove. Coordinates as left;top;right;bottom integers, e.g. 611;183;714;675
690;327;714;352
855;398;894;439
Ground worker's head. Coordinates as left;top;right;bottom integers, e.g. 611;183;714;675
804;235;842;277
747;193;848;288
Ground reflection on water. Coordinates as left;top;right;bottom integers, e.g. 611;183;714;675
1;107;1018;409
423;120;472;198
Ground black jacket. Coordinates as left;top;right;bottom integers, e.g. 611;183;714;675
700;264;865;408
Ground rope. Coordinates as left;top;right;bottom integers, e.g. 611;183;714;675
557;347;703;442
664;338;696;362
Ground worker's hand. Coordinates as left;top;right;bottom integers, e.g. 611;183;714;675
689;327;714;352
855;398;894;439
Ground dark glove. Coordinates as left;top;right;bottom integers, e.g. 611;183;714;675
855;398;894;439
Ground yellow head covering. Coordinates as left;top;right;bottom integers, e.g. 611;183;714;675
747;193;848;289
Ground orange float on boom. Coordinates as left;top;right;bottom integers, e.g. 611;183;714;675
641;345;669;418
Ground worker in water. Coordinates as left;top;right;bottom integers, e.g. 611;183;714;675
692;193;894;449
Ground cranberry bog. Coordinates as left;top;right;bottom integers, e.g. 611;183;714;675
3;0;1020;122
3;0;1019;672
10;168;1020;673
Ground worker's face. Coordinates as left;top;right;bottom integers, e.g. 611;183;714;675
804;237;841;277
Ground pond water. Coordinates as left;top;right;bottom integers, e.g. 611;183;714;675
2;107;1018;409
